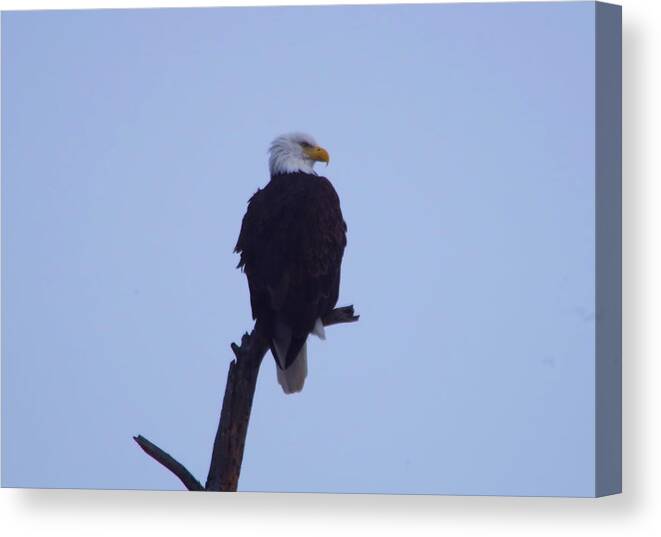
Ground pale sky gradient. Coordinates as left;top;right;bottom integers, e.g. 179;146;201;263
2;2;597;495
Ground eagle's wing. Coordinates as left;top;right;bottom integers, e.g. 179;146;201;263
235;174;346;367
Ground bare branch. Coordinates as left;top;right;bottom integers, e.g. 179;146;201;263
133;435;204;491
135;305;359;492
205;324;269;491
322;305;360;326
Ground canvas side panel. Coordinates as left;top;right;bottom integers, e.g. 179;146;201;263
595;1;622;498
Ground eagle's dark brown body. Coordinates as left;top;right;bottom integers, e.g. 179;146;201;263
234;172;347;370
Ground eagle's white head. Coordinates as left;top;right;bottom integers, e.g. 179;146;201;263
268;132;330;176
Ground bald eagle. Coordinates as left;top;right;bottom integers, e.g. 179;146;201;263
234;133;347;394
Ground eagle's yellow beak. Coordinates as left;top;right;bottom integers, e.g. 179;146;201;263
304;145;330;165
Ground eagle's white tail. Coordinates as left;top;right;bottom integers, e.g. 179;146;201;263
276;341;308;394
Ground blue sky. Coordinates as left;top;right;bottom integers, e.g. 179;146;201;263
2;2;597;495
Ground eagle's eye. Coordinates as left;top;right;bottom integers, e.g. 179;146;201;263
300;141;313;149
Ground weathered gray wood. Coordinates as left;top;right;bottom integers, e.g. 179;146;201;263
133;434;204;491
134;305;359;491
205;327;269;491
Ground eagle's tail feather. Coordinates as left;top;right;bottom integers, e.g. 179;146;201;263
271;320;307;394
276;341;308;394
311;317;326;340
